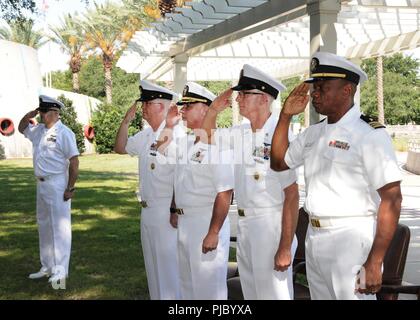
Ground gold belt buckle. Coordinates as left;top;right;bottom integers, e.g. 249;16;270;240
140;200;148;208
238;209;245;217
310;218;321;228
176;208;184;215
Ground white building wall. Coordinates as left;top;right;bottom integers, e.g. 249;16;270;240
0;40;42;158
0;39;101;158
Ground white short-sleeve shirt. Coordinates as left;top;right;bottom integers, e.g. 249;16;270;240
126;121;185;202
24;120;79;177
173;135;234;209
215;113;298;209
285;105;402;218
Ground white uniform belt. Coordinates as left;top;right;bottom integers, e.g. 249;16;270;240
139;197;172;208
35;174;64;182
237;206;282;217
309;215;375;228
175;206;213;215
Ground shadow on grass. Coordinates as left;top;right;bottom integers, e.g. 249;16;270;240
0;165;150;299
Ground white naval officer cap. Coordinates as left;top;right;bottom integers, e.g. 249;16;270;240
177;82;216;106
231;64;286;99
138;80;176;102
37;95;65;112
305;52;368;85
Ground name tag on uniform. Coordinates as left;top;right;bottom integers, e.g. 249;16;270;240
329;140;350;150
253;143;271;164
190;148;206;163
149;142;158;156
46;134;57;143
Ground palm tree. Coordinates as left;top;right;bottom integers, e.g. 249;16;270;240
81;1;146;104
0;18;45;49
49;14;86;93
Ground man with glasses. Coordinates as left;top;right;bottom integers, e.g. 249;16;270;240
157;82;234;299
114;80;183;299
18;95;79;284
201;65;299;299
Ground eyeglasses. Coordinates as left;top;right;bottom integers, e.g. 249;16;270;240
237;91;263;98
142;101;161;107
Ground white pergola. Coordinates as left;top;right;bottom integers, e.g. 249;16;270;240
118;0;419;82
117;0;420;122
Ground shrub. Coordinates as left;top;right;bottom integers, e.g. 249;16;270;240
91;103;142;154
57;95;86;154
0;141;5;160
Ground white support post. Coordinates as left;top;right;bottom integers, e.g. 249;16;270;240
172;54;189;95
307;0;341;124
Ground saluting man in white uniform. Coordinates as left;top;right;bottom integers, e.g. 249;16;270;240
157;82;234;300
202;65;299;299
271;52;403;300
114;80;183;300
18;95;79;284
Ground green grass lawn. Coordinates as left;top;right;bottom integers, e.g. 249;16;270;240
0;154;151;299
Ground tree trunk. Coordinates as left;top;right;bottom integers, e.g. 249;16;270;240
102;53;113;104
377;56;384;124
72;72;80;93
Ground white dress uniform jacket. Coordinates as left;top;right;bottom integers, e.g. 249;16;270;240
285;105;402;300
24;120;79;277
126;121;184;300
215;113;298;300
171;135;234;300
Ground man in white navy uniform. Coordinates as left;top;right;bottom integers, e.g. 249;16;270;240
202;65;299;299
114;80;183;300
157;82;234;300
271;52;403;300
18;95;79;284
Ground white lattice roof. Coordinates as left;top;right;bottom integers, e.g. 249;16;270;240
117;0;420;81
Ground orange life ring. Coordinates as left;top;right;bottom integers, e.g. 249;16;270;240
0;118;15;136
84;124;95;140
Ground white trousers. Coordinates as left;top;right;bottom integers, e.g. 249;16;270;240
36;174;71;276
141;205;181;300
177;207;230;300
305;217;377;300
236;208;297;300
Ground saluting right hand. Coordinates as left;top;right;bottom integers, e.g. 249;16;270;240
165;104;181;129
27;110;38;118
281;82;310;116
124;101;138;123
209;89;233;113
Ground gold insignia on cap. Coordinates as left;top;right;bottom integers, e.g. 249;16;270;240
261;86;265;90
159;94;162;97
253;172;260;181
150;163;155;170
310;57;319;73
183;85;189;96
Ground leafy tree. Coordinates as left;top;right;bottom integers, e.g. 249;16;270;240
0;0;36;22
50;54;140;109
57;95;86;154
0;0;89;22
361;54;420;124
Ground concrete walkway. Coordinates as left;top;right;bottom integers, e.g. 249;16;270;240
228;151;420;299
